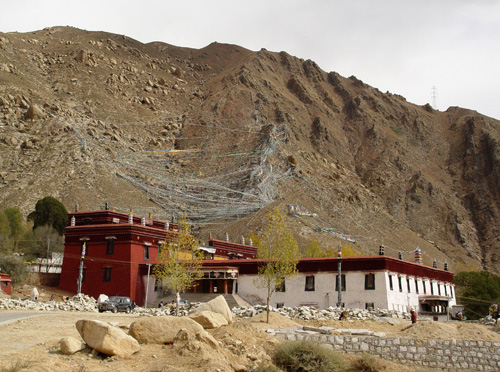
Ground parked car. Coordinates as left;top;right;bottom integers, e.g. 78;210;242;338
98;296;136;313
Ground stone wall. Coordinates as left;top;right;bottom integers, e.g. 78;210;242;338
276;333;500;371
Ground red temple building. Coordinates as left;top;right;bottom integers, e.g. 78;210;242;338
0;273;12;295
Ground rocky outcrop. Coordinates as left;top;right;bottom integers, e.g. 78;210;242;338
190;310;229;329
59;336;85;355
129;316;204;344
75;319;140;357
189;295;232;323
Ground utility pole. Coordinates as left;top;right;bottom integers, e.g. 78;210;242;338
337;245;342;307
77;239;89;294
144;264;151;308
46;237;51;273
431;86;438;110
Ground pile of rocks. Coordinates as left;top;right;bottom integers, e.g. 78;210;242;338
232;304;410;321
0;293;98;312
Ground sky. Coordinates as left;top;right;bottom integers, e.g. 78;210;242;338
1;0;499;120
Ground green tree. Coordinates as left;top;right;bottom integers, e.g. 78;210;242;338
153;215;203;316
304;239;323;258
0;211;12;253
254;208;300;323
27;197;68;236
4;207;24;240
0;254;29;287
453;271;500;319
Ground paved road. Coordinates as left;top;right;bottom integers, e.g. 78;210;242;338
0;311;56;326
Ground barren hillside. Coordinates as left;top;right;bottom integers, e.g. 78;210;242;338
1;26;499;273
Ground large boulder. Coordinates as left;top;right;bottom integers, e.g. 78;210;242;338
190;295;232;323
190;310;228;329
59;336;85;355
75;320;140;357
129;316;204;344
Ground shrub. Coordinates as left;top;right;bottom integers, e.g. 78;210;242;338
274;340;345;372
0;254;28;286
352;353;381;372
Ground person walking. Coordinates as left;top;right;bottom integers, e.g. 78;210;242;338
410;309;417;324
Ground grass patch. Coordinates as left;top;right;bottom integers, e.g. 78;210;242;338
273;340;345;372
352;353;382;372
390;125;402;134
0;359;33;372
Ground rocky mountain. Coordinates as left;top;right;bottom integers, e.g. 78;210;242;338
1;26;499;274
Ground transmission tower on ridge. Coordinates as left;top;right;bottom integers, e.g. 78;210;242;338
431;86;438;110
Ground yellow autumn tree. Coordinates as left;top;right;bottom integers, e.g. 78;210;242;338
153;215;203;316
254;208;300;323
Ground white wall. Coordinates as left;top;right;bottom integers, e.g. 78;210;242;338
237;270;455;312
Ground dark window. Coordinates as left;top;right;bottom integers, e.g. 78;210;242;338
407;278;411;293
305;276;315;291
423;281;427;294
143;245;150;260
431;282;434;295
276;280;286;292
365;302;374;310
103;267;112;282
415;279;419;294
83;217;92;225
398;277;402;292
389;275;393;291
451;286;454;298
438;284;441;296
106;239;114;255
365;273;375;290
335;274;346;291
444;285;448;296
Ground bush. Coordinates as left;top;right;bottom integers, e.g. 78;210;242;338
274;340;345;372
0;254;29;286
352;353;381;372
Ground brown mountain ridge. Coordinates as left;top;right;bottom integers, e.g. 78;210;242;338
1;26;499;274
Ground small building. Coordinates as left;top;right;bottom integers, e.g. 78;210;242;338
59;208;179;306
0;273;12;295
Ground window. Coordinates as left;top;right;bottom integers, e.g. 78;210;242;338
143;245;150;260
451;286;454;298
276;280;286;292
423;281;427;294
305;276;315;291
444;285;448;296
335;274;346;291
398;277;402;292
415;279;419;294
407;279;411;293
365;302;374;310
103;267;112;282
106;239;114;255
438;284;441;296
389;275;393;291
365;273;375;290
431;282;434;295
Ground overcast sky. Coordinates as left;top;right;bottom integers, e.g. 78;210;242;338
2;0;499;120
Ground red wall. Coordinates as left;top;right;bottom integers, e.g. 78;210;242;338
0;273;12;295
60;211;176;305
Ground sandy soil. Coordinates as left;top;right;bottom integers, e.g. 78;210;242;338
1;308;499;372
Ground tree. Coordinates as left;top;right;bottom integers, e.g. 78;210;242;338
4;207;24;240
254;208;300;323
0;254;29;287
453;271;500;319
304;239;323;258
27;197;68;236
153;215;203;316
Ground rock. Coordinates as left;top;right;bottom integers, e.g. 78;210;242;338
190;310;228;329
59;336;85;355
174;328;219;349
189;295;232;323
129;316;204;344
75;319;140;357
25;104;44;120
